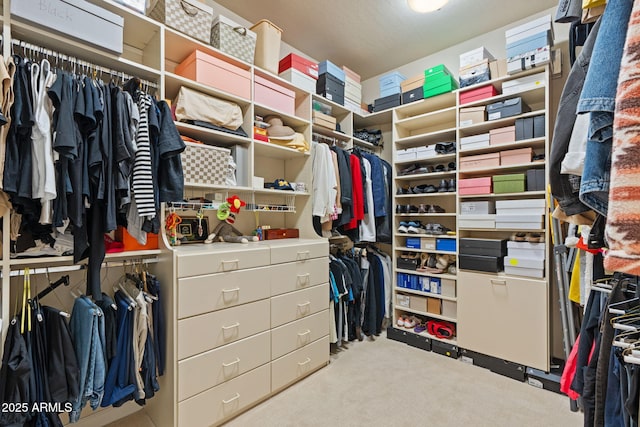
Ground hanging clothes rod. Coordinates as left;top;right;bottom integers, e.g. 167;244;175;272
5;257;159;277
9;38;159;89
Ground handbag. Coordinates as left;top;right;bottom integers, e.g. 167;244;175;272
174;86;243;130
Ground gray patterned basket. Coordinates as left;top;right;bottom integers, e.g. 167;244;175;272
148;0;213;43
180;142;231;186
211;15;256;63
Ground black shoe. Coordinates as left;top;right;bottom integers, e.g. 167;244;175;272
447;179;456;192
428;205;445;213
418;204;429;213
396;205;406;214
438;179;449;193
407;205;419;213
447;162;456;171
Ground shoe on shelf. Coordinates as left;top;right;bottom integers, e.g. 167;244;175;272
434;164;446;173
437;179;449;193
404;316;418;329
418;204;429;213
396;205;405;214
411;166;432;175
428;205;445;213
447;179;456;192
414;322;427;333
430;224;451;235
397;222;409;233
511;232;527;242
421;184;437;193
528;232;544;243
407;205;420;213
396;315;407;327
407;225;427;234
399;164;418;175
447;162;456;171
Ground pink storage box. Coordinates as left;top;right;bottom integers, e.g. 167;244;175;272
459;177;492;195
490;125;516;146
500;147;533;166
342;65;361;83
175;50;251;100
460;152;500;171
459;84;499;105
254;75;296;116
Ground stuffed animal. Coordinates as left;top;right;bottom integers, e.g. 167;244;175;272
205;195;258;244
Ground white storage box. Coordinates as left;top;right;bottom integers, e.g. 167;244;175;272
496;213;544;229
149;0;213;43
441;279;456;298
279;68;316;93
496;199;546;215
251;19;283;74
416;145;436;159
12;0;124;53
460;47;495;68
507;241;546;259
461;201;495;215
507;46;551;73
505;14;554;45
442;300;457;318
397;148;417;161
397;294;411;307
503;72;545;96
345;79;362;102
458;214;496;229
211;15;257;64
181;142;231;186
460;133;490;147
504;256;545;278
343;98;363;114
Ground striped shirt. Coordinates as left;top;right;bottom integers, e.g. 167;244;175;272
132;94;156;218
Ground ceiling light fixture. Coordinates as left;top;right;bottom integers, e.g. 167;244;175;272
407;0;449;13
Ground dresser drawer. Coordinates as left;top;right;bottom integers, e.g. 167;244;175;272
271;310;329;359
178;299;270;360
178;331;270;401
178;364;270;427
269;239;328;264
457;271;549;370
270;257;328;296
271;336;329;393
270;283;329;328
178;266;271;319
177;244;270;278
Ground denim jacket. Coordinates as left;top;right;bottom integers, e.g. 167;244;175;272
550;19;600;216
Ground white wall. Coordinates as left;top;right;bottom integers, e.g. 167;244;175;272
361;6;570;103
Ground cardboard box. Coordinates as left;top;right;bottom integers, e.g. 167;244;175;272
459;60;491;88
319;60;345;81
441;279;456;298
176;50;251;100
496;198;546;210
460;84;499;105
401;73;426;92
458;214;496;229
279;68;316;93
460;47;495;68
279;53;319;79
515;117;533;140
345;79;362;102
380;71;406;88
312;110;337;130
489;126;516;146
502;72;545;96
493;173;526;194
504;260;545;278
428;277;441;294
487;97;531;121
460;152;500;171
459;238;507;257
406;237;421;249
442;300;457;318
416;145;437;159
459;254;504;273
427;297;441;315
424;74;458;98
506;30;554;58
436;238;456;252
459;177;492;195
397;294;411;308
425;64;452;78
402;86;424;104
410;295;428;312
374;93;401;112
254;75;296;115
461;201;495;215
342;65;360;83
460;133;490;149
459;106;486;127
526;169;545;191
421;237;436;250
500;147;533;166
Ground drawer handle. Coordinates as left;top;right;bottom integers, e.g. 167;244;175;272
222;287;240;293
222;393;240;404
490;279;507;286
297;301;311;308
298;357;311;366
297;329;311;337
297;251;310;260
221;259;240;270
222;322;240;330
222;357;240;367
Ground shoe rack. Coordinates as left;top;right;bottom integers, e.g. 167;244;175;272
391;92;459;352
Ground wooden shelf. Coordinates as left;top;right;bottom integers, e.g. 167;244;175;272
459;84;545;110
395;192;457;198
459;228;545;232
396;170;456;181
458;67;547;94
255;103;310;129
459;161;545;176
459;190;546;199
395;233;456;239
395;305;457;323
395;153;457;166
352;137;379;150
175;122;251;147
394;128;457;148
396;269;457;280
164;72;251;107
311;125;350;141
395;247;456;255
395;287;457;302
395;213;456;217
354;109;393;128
395;106;457;132
458;109;546;136
459;137;546;156
394;92;457;120
10;249;162;268
254;141;310;160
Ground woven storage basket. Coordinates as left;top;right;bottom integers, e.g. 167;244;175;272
180;142;231;186
211;15;256;63
148;0;213;43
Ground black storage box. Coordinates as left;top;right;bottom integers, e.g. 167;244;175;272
459;254;504;273
459;238;507;257
487;97;530;121
406;332;432;351
386;327;408;343
317;72;345;105
432;340;459;359
460;349;526;381
402;86;424;104
533;114;546;138
526;367;562;394
515;117;534;140
397;257;419;271
374;93;401;112
526;169;545;191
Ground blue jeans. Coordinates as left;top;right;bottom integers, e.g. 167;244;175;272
605;350;625;427
577;0;634;215
69;296;106;423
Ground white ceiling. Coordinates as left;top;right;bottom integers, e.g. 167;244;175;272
213;0;559;80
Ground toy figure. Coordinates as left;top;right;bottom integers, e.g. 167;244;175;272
205;195;258;244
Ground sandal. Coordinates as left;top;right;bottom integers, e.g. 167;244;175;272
414;322;427;333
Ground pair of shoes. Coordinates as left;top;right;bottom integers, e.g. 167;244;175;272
428;205;445;213
396;205;420;214
437;179;456;193
511;232;545;243
426;223;451;235
435;142;456;154
396;314;419;329
434;163;456;172
427;320;456;339
398;221;422;233
396;186;411;195
412;184;437;194
414;322;427;333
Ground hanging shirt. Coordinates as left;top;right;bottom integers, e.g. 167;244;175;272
345;154;364;230
359;157;376;242
132;94;156;218
0;55;15;190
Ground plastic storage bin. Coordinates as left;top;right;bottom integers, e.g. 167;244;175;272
250;19;283;74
